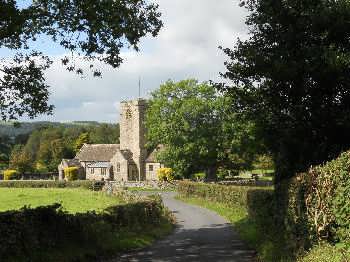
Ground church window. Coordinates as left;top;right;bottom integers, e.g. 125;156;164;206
117;163;121;172
90;168;94;174
101;168;106;175
149;165;153;171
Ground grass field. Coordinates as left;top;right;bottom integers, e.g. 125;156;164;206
0;188;121;213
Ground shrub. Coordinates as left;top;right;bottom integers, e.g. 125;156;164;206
0;180;103;190
177;181;271;208
301;150;350;243
3;170;19;180
64;167;79;181
191;172;205;181
157;168;175;182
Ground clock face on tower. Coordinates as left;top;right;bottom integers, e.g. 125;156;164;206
125;108;132;119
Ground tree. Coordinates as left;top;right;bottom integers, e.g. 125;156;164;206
217;0;350;181
0;0;163;120
146;79;260;179
9;145;34;173
74;132;90;152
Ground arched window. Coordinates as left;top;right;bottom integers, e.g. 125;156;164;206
117;163;121;172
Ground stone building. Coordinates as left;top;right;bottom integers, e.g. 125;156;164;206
58;99;164;181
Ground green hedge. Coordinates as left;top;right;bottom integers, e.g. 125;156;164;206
177;181;270;208
0;197;166;261
294;150;350;243
0;180;104;190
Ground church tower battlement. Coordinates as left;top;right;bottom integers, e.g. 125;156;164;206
120;99;148;180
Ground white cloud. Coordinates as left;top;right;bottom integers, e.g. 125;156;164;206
29;0;248;123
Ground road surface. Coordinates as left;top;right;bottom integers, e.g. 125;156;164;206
115;192;256;262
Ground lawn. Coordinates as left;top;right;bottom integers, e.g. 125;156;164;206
0;188;121;213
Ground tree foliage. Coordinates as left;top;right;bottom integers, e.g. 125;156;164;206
146;79;260;179
0;0;163;120
8;123;119;173
217;0;350;181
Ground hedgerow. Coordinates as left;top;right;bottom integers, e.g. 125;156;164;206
0;194;169;261
0;180;104;190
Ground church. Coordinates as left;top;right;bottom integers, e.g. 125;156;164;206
58;99;164;181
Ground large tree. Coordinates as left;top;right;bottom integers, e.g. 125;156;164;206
0;0;162;120
218;0;350;181
146;79;259;179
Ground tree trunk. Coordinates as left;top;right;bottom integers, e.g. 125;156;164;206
204;166;217;182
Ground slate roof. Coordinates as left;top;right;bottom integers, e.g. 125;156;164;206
76;144;120;162
146;144;165;163
61;159;82;167
87;162;112;168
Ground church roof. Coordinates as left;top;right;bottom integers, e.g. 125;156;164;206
76;144;120;162
146;144;165;163
61;158;82;167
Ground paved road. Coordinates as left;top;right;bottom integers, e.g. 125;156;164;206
114;192;256;262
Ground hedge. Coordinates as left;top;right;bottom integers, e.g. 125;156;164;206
177;181;270;208
0;180;104;190
0;195;166;261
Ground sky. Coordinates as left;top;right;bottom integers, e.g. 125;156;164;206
3;0;249;123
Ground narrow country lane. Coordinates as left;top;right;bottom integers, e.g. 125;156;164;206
114;192;256;262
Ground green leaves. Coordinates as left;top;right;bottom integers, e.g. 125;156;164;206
0;0;163;120
219;0;350;180
146;79;260;178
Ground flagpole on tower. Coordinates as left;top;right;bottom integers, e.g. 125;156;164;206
138;76;141;98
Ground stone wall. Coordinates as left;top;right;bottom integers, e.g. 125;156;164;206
104;180;177;190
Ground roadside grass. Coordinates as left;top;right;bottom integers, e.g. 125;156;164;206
0;188;122;213
298;243;350;262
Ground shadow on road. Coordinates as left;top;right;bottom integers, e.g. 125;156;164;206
117;220;255;262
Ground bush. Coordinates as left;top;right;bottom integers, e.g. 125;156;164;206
0;180;103;190
64;167;79;181
177;181;270;208
299;150;350;243
157;168;175;182
191;172;205;181
3;169;19;180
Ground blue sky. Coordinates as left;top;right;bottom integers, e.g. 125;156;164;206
1;0;248;123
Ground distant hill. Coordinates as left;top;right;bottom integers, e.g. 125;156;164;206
0;121;108;138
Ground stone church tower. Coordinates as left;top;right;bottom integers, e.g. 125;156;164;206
120;99;148;180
